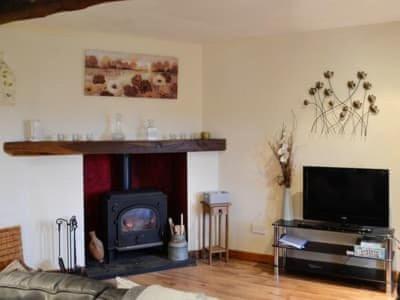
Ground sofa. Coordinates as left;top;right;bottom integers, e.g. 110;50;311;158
0;270;216;300
0;270;137;299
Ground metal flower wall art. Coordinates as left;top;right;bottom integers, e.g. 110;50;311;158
303;71;379;137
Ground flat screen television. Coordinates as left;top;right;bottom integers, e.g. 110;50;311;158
303;166;389;227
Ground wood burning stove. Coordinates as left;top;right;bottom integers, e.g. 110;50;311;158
103;190;167;263
102;154;168;263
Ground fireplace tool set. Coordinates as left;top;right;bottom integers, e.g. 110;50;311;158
56;216;79;273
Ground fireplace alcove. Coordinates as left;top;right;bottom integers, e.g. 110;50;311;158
84;153;190;278
3;139;226;278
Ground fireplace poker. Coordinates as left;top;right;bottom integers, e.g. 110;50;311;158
56;218;67;273
67;220;71;272
71;216;78;270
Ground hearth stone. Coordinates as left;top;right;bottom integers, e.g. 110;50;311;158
85;254;196;280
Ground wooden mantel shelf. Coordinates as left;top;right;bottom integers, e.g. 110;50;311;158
3;139;226;156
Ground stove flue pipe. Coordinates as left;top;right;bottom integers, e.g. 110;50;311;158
122;154;132;191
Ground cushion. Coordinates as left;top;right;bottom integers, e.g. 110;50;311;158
131;285;218;300
115;277;140;289
1;260;30;273
0;270;127;299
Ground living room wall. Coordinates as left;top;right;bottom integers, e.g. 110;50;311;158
2;19;400;271
203;22;400;268
0;22;212;269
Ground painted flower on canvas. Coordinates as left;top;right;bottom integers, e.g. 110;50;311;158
84;50;178;99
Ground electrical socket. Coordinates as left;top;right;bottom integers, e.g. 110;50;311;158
251;223;266;235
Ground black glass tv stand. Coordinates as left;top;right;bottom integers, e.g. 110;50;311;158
272;219;394;294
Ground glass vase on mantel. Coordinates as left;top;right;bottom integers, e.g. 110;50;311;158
112;113;126;141
145;119;159;140
282;187;294;221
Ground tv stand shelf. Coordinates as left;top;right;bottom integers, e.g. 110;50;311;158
273;240;392;262
274;219;394;236
272;219;394;294
281;257;386;284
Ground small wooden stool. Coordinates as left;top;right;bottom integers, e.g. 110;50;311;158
201;201;231;264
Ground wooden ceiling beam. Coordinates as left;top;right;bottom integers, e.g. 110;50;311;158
0;0;127;25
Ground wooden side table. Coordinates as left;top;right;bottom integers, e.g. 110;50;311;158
201;201;231;264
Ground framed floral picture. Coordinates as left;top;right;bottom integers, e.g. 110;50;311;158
84;50;178;99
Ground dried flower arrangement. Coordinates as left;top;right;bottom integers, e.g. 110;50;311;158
303;71;379;136
269;125;294;188
0;52;16;105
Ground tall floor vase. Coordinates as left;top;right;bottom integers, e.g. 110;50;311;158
282;187;294;221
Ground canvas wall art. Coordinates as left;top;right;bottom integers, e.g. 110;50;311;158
84;50;178;99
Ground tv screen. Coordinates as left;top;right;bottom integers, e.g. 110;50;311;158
303;166;389;227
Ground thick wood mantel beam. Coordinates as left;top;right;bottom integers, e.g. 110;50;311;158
3;139;227;156
0;0;127;25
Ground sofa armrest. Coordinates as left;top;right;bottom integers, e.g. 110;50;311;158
0;270;127;300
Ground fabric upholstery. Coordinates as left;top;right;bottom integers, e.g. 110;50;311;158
0;270;127;300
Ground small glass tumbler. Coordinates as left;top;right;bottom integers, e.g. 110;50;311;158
86;133;94;141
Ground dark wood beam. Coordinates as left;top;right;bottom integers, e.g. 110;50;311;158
0;0;127;25
3;139;227;156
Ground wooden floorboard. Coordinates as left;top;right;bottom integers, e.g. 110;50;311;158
126;259;394;299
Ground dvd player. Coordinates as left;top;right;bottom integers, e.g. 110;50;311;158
297;221;372;234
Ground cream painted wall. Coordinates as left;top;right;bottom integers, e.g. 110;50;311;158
187;152;219;251
0;23;208;269
203;22;400;268
2;19;400;271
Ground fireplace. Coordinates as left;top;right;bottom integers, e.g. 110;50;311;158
2;139;224;276
103;190;167;263
84;152;192;278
